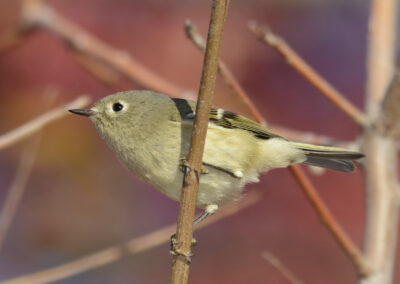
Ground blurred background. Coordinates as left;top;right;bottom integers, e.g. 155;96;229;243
0;0;397;283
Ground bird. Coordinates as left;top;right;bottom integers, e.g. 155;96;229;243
69;90;364;223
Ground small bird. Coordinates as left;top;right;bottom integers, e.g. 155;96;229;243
70;90;364;223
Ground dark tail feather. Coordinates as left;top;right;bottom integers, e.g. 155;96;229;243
290;142;365;172
303;156;356;172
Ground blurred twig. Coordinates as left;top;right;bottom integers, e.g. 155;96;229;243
0;136;41;250
248;22;366;127
170;1;229;283
288;166;371;275
20;0;187;97
0;192;262;284
0;96;90;150
185;20;266;125
261;252;305;284
184;20;358;148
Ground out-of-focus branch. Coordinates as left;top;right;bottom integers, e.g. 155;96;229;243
376;70;400;138
365;0;397;117
261;252;304;284
170;1;229;283
0;192;262;284
248;22;366;127
0;136;40;250
362;1;399;283
185;20;266;125
0;96;90;150
20;0;187;98
288;165;371;275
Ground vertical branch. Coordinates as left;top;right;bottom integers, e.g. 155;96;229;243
170;0;229;283
362;0;398;283
365;0;397;117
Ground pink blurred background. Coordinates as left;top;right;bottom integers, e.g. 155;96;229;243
0;0;396;283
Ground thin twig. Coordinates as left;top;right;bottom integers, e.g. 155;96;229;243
185;20;266;125
0;96;90;150
20;0;186;97
248;22;366;127
288;165;371;276
0;136;41;250
0;192;262;284
170;1;229;283
261;251;305;284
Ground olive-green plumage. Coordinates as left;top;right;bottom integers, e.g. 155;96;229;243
69;90;364;214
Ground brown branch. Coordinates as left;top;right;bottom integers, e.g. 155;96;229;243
20;0;186;98
0;192;262;284
0;96;90;150
289;165;371;276
170;1;229;283
261;251;305;284
0;136;40;250
185;20;267;125
248;22;366;127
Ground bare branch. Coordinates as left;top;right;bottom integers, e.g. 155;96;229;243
248;22;366;127
20;0;186;97
288;165;371;276
185;20;266;125
0;136;41;250
261;251;305;284
0;96;90;150
0;192;261;284
170;1;229;282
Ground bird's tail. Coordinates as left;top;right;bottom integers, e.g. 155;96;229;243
290;142;364;172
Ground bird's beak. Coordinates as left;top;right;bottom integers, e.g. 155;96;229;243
69;109;95;117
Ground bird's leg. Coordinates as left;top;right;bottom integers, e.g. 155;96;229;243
170;205;218;262
194;204;218;226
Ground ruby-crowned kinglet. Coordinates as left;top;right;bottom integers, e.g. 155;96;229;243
70;90;364;220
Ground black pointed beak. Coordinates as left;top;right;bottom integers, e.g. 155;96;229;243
69;109;95;117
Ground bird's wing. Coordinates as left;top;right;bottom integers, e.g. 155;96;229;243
170;98;283;140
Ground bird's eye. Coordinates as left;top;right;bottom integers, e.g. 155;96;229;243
112;102;124;112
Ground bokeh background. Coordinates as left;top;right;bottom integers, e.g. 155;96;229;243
0;0;398;283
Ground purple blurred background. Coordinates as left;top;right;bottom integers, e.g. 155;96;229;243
0;0;397;283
